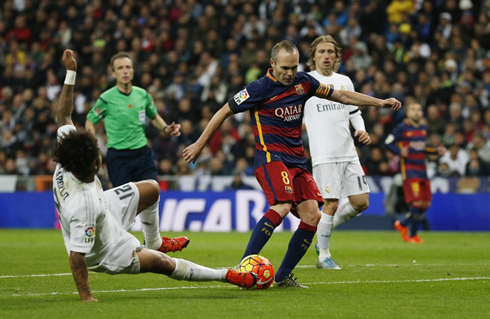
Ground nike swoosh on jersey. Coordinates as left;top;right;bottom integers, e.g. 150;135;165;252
269;95;278;101
264;222;274;228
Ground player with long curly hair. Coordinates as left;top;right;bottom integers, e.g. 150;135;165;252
54;50;256;302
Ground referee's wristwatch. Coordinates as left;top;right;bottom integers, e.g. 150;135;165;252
162;125;169;135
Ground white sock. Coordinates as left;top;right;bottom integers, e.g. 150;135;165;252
139;200;162;250
333;202;359;229
169;258;227;282
317;213;333;260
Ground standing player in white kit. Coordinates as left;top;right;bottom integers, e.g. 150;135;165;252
304;36;372;269
53;50;256;301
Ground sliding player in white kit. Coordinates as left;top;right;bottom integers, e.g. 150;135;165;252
53;50;256;302
304;36;371;269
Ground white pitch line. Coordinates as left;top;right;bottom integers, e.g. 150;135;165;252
304;277;490;285
9;277;489;298
2;262;488;279
0;273;73;279
296;263;489;268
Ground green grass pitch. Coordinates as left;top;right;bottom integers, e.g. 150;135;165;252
1;229;489;318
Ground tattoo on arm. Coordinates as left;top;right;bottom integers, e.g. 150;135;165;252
57;84;74;126
69;251;93;300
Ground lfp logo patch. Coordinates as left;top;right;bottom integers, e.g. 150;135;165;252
85;227;95;237
234;88;250;105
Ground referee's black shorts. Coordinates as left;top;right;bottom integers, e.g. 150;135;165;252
106;145;158;187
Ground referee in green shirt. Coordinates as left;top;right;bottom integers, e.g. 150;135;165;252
85;52;181;187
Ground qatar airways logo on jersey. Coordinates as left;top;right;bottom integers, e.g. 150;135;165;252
275;104;303;122
409;140;426;150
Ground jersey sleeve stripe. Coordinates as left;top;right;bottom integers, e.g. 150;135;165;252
99;97;108;104
349;108;360;115
254;108;271;163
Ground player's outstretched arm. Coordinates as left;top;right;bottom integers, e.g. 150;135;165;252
69;251;97;302
56;50;77;127
328;90;401;111
183;103;233;163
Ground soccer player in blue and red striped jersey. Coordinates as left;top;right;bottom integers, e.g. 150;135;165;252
184;40;401;287
386;102;445;244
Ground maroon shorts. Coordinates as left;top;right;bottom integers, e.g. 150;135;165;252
254;161;323;208
403;178;432;203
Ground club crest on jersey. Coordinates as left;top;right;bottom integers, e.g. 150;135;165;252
340;85;347;90
295;84;305;95
324;186;330;194
234;88;250;105
285;186;293;194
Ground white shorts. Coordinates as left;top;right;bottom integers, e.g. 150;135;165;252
92;182;143;274
91;239;143;275
104;182;140;230
313;160;370;199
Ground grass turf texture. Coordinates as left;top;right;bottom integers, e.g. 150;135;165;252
1;230;489;318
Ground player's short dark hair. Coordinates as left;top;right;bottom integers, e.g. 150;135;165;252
110;52;132;71
308;35;342;72
271;40;298;62
53;129;99;179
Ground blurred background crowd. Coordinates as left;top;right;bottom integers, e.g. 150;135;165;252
1;0;490;188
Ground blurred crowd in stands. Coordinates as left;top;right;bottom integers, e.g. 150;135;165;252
1;0;490;187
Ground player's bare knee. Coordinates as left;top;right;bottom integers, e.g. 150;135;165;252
304;209;321;226
138;180;160;204
273;202;292;217
353;198;369;212
324;200;338;212
147;180;160;203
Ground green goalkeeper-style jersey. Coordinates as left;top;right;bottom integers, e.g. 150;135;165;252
87;86;157;150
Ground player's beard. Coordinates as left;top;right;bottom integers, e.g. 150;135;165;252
411;117;421;124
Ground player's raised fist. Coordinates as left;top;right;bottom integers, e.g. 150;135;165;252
62;49;77;71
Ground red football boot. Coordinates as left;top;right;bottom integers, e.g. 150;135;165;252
225;270;257;289
158;236;190;253
409;235;424;244
394;220;410;242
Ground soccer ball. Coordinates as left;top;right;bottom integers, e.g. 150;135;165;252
238;254;274;290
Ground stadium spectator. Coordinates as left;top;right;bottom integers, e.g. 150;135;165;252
440;144;470;176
